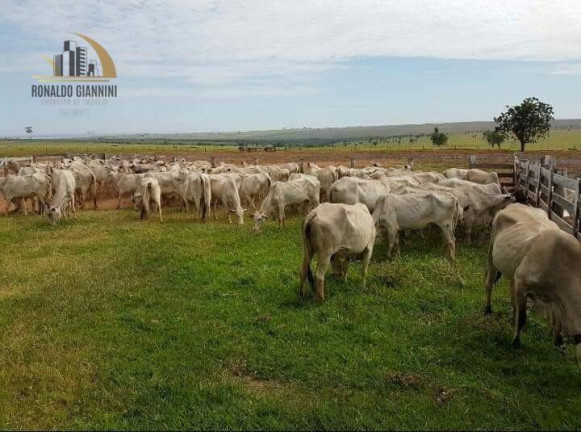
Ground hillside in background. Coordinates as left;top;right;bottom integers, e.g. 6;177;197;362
103;119;581;143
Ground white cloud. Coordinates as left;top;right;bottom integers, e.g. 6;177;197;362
2;0;581;97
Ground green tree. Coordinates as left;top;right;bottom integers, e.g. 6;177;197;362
494;97;554;152
482;130;505;148
430;127;448;147
25;126;33;139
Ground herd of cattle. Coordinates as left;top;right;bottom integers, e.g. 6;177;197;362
1;156;580;363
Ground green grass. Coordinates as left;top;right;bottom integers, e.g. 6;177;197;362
0;209;580;430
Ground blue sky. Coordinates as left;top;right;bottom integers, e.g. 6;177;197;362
1;0;581;136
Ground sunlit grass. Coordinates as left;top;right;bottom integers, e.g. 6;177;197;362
0;210;579;429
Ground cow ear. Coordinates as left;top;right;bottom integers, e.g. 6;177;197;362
243;208;248;213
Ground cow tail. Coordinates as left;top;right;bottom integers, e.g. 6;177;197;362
302;212;317;290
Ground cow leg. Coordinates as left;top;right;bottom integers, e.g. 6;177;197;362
157;199;163;222
4;199;9;216
386;227;398;258
278;206;284;228
360;246;373;287
21;198;27;216
439;224;456;260
71;195;77;219
117;192;122;210
484;245;499;315
315;253;331;303
512;280;527;348
300;244;314;299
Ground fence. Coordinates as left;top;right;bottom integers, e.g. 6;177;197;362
516;155;581;238
469;155;515;186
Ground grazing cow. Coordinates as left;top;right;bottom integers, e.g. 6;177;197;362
177;171;211;221
3;173;51;215
209;174;246;224
239;173;271;210
465;169;500;186
48;168;76;223
485;204;581;362
132;177;163;221
444;168;469;179
253;177;320;232
108;172;144;209
372;192;461;259
329;176;391;212
300;203;376;303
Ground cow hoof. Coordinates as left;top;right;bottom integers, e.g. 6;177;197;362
555;345;567;355
512;338;521;349
484;306;492;316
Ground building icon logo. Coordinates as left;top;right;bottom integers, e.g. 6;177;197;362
34;33;116;82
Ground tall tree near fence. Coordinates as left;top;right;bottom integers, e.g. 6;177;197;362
25;126;33;139
430;127;448;146
494;97;554;152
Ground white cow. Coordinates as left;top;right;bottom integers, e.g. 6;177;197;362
329;177;391;212
70;163;98;209
465;169;500;186
145;171;189;210
177;171;211;221
444;168;469;179
133;176;163;221
372;192;461;259
485;204;581;362
48;168;76;223
209;174;246;224
300;203;376;303
2;173;51;215
253;177;320;232
108;172;144;209
239;173;271;210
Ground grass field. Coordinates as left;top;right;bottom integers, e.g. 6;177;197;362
3;129;581;158
1;209;580;430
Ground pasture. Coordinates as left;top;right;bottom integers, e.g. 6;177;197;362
3;128;581;159
1;208;580;430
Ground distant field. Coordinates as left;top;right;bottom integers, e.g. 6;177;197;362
0;210;580;430
2;129;581;159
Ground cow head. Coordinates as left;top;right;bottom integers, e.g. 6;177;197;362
231;207;247;225
47;205;62;224
131;193;143;211
252;211;268;233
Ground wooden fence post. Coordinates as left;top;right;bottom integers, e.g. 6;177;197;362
535;163;542;208
469;155;476;168
573;178;580;236
547;168;553;218
513;154;519;187
350;158;355;168
524;162;530;204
